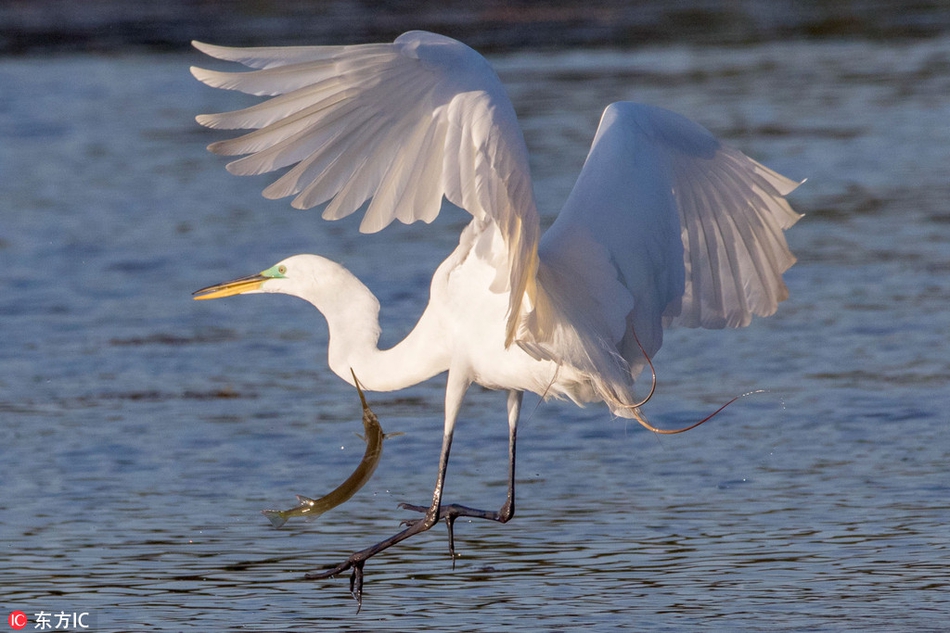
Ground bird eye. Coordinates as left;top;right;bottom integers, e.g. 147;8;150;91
278;265;287;275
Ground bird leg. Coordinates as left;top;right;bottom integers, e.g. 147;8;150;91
304;428;453;610
305;376;471;611
401;390;522;559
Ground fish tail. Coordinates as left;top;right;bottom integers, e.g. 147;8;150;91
261;509;288;529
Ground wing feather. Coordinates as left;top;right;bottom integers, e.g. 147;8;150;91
192;31;540;342
534;102;801;413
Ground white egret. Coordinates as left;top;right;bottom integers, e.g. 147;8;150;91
191;31;802;605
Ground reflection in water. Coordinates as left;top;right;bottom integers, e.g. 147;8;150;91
2;33;950;631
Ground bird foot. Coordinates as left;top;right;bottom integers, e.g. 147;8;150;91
399;500;514;560
305;558;366;612
304;507;440;612
305;500;514;610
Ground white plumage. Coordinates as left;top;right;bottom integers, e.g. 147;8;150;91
191;31;802;600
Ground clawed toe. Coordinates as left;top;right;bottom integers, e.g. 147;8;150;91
305;509;438;611
348;562;365;610
397;502;429;528
305;559;366;612
405;500;517;559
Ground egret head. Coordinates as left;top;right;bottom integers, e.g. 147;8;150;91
192;254;357;305
192;261;288;301
193;255;381;366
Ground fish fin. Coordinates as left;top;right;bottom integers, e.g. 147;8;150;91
261;509;288;529
294;495;316;507
384;431;405;439
355;432;366;441
293;496;326;522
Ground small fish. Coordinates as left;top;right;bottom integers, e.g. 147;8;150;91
262;370;401;528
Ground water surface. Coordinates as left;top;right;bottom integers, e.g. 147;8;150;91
2;36;949;631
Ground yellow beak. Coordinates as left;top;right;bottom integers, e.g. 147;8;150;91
192;273;268;300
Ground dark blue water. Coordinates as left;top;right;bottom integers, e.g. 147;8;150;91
2;36;949;631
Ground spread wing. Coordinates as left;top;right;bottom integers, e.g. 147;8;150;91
533;102;802;407
191;31;540;344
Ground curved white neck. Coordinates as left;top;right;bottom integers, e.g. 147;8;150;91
297;265;447;392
